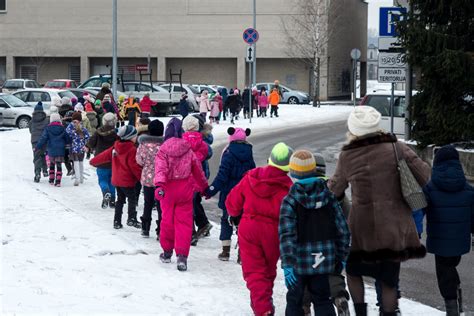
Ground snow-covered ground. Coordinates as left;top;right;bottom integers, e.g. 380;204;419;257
0;105;442;315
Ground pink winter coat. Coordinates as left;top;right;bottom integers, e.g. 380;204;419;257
210;100;220;117
199;95;211;113
183;131;209;162
258;94;269;108
154;137;208;193
136;134;162;187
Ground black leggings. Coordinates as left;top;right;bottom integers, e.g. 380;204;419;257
435;255;461;300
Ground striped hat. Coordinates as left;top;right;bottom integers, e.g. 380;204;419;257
268;142;293;172
289;150;317;179
117;125;137;141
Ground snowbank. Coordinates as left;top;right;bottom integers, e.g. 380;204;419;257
0;106;442;314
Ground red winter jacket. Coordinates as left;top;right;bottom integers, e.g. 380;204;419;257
139;95;157;113
90;140;142;187
226;166;293;223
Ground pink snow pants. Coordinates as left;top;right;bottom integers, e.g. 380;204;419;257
159;179;194;257
238;217;280;316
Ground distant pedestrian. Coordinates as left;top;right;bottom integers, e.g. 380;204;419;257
179;93;190;119
66;112;90;186
124;97;141;127
29;102;49;182
258;90;269;117
139;93;156;118
58;97;73;117
225;89;243;124
209;92;221;124
268;88;280;118
199;90;211;121
423;145;474;315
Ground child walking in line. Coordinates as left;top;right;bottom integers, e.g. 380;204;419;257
154;129;208;271
207;127;255;261
86;113;118;209
268;88;280;118
35;113;71;187
90;125;143;229
209;93;221;124
423;145;474;315
136;119;164;238
279;150;351;316
66;112;90;186
29;102;49;182
258;90;269;117
226;142;294;316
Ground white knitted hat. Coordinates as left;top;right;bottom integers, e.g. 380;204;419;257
182;115;199;132
347;106;382;137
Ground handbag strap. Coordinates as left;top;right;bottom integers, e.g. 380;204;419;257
392;142;401;163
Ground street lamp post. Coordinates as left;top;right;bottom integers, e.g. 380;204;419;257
112;0;118;101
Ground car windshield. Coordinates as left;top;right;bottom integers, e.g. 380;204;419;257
3;81;23;89
187;85;199;94
45;81;66;88
2;94;30;107
27;81;41;88
58;91;77;99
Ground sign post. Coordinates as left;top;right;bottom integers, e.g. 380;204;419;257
378;7;407;134
243;27;259;123
350;48;361;107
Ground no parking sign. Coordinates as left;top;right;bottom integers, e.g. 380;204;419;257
243;28;259;45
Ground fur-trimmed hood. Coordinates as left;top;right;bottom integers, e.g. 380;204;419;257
138;134;163;145
342;132;397;151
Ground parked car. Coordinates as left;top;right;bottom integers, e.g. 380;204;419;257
44;79;78;89
255;82;310;104
0;93;34;128
1;79;41;94
78;75;115;89
359;90;413;136
75;88;127;100
160;83;200;112
12;89;76;114
190;84;217;95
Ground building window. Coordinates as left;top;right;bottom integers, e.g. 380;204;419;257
0;0;6;13
370;51;373;59
69;65;81;83
20;65;38;81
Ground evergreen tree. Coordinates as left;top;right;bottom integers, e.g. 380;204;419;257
397;0;473;146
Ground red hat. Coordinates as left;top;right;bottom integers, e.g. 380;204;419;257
85;103;94;112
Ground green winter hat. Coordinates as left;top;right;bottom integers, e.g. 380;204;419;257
268;142;293;172
94;99;102;106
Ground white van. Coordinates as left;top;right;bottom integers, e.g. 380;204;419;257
359;90;415;137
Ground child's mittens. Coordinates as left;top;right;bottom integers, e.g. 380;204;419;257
204;186;214;200
155;185;165;201
282;267;297;289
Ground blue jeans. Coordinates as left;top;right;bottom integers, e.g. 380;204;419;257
96;168;115;199
220;207;233;241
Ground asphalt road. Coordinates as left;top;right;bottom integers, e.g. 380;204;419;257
201;119;474;313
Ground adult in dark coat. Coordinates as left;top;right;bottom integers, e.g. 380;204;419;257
179;94;190;119
219;87;229;120
225;90;243;124
29;102;49;181
423;145;474;314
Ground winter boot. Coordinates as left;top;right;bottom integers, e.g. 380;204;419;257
445;300;460;316
160;251;172;263
127;218;141;229
457;287;463;314
218;246;231;261
109;200;115;208
102;192;111;209
191;230;198;246
34;173;41;183
114;220;123;229
196;223;213;239
354;303;367;316
237;248;241;265
43;170;49;178
334;297;350;316
177;255;187;272
140;216;151;238
55;171;62;187
73;162;80;186
79;161;84;183
49;168;55;184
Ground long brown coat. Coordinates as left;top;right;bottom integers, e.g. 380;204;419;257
328;133;431;263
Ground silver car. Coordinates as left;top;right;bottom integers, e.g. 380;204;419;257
160;83;200;112
255;83;310;104
13;88;77;115
0;93;34;128
1;79;41;94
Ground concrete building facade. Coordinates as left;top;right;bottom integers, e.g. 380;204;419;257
0;0;367;100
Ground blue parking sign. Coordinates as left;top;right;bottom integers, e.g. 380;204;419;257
379;7;406;37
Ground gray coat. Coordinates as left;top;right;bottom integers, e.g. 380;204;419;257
29;111;49;146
